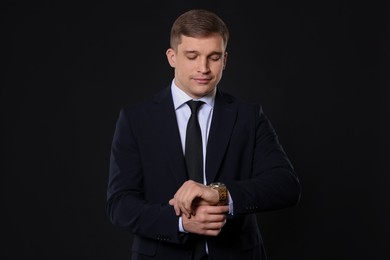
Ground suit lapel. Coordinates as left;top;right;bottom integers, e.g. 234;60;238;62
206;90;237;183
150;87;187;187
149;87;237;186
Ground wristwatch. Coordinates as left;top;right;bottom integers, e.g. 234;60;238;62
209;182;228;205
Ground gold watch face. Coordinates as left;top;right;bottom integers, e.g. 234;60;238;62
210;182;225;188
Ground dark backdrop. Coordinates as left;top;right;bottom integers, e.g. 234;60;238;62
2;1;389;259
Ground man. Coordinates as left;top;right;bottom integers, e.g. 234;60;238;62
107;9;301;260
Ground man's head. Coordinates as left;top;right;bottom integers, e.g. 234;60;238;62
169;9;229;51
166;9;229;99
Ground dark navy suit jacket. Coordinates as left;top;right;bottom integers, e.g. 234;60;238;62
107;86;301;260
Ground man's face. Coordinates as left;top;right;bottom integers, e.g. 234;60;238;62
166;34;227;99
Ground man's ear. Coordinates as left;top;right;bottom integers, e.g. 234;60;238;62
223;52;228;70
166;48;176;68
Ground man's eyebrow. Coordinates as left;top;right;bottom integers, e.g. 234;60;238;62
183;50;199;54
208;51;223;56
183;50;223;56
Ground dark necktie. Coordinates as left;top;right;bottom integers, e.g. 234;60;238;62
185;100;204;183
185;100;207;260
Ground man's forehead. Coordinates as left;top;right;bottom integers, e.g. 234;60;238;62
177;35;225;53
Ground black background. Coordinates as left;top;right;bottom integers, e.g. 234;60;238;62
2;1;389;259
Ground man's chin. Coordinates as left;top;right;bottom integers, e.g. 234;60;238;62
191;89;214;99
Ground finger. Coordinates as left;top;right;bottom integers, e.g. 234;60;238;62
207;205;229;214
184;210;192;218
184;202;195;216
205;221;226;230
174;208;180;216
173;203;181;216
204;214;227;224
178;203;192;218
203;228;223;237
168;198;181;216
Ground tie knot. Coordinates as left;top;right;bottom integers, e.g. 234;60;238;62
186;100;204;114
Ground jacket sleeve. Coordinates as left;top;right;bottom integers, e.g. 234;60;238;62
106;108;188;244
226;104;301;216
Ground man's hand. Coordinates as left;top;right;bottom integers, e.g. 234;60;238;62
181;205;229;236
169;180;219;217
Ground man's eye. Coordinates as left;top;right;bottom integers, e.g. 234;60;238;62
210;55;221;61
186;55;197;60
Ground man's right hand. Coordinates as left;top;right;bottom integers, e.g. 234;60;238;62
182;205;229;236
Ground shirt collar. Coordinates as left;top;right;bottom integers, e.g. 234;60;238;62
171;79;216;110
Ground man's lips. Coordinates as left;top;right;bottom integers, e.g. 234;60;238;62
193;77;212;84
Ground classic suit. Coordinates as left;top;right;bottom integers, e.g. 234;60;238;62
107;86;301;260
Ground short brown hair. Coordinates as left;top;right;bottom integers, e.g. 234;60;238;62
170;9;229;50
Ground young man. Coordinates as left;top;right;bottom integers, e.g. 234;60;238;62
107;9;301;260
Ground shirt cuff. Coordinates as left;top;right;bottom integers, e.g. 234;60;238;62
228;192;234;215
178;216;187;233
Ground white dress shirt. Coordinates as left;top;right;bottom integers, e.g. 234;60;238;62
171;80;215;183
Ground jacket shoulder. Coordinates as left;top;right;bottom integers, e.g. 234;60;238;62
120;86;171;115
218;90;263;112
